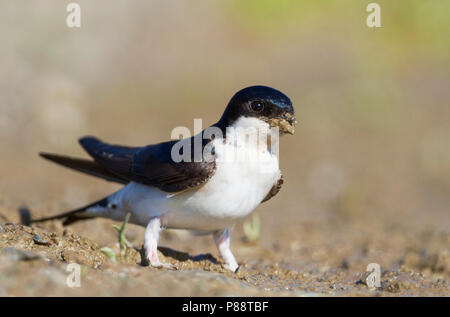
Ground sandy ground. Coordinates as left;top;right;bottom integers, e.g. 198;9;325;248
0;201;448;296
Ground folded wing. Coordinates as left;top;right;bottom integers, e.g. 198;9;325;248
41;136;216;193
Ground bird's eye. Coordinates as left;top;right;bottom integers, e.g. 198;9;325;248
250;101;264;112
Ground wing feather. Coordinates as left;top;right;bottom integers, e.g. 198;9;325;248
78;136;216;192
39;153;128;184
262;174;284;203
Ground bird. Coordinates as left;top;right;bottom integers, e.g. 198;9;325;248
32;85;296;272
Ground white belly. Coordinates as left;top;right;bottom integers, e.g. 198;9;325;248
112;139;281;231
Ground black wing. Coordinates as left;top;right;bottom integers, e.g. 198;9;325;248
78;136;216;193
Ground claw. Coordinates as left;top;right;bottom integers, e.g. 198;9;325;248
225;263;240;273
151;262;178;270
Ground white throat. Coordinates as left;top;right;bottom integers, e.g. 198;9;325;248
225;117;270;148
222;116;280;158
229;116;270;132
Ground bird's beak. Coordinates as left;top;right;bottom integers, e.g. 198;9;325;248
267;113;297;135
279;113;297;135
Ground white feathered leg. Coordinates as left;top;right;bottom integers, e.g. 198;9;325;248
213;228;239;272
144;217;177;270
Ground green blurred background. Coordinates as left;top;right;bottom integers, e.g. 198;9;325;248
1;1;449;249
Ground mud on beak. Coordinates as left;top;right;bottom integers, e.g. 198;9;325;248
279;112;297;134
282;112;297;135
268;113;297;135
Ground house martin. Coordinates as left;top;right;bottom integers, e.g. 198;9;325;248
32;85;296;272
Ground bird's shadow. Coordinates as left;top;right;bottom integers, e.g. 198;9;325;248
137;246;218;267
18;206;31;226
19;206;219;268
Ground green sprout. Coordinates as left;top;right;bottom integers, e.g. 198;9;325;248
100;247;117;262
100;213;132;262
112;213;131;252
243;213;260;244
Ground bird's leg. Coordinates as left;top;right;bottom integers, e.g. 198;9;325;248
144;217;177;270
213;228;239;272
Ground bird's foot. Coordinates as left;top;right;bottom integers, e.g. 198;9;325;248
144;217;177;270
147;249;178;270
224;262;240;273
213;228;240;273
150;261;178;270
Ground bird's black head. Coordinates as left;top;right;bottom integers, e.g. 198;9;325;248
217;86;296;134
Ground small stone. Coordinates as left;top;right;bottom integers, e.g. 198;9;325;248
33;234;50;246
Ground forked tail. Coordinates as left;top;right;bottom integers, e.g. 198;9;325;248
30;197;109;226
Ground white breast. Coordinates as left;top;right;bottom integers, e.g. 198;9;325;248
170;139;280;226
164;118;281;230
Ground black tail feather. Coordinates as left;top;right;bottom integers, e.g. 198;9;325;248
30;197;109;226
